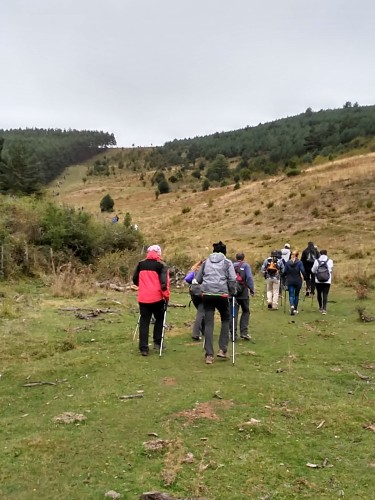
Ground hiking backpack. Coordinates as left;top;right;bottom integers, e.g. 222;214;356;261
266;259;279;276
234;262;246;296
316;259;330;282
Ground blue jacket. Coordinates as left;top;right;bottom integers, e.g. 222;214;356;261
283;259;306;287
233;260;255;298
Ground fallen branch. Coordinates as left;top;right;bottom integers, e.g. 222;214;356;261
357;308;375;322
355;371;371;381
23;379;67;387
119;394;144;400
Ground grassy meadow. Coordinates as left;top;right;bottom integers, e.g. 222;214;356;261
1;150;375;499
0;278;374;499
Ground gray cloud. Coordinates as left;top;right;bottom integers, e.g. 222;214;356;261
1;0;374;146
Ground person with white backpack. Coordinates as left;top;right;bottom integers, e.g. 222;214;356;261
311;249;334;315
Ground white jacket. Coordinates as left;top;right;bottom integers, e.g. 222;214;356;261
311;255;333;284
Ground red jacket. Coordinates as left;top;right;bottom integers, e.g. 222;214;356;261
132;250;170;303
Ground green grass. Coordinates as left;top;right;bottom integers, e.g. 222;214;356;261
0;284;374;499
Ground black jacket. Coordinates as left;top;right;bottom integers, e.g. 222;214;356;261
283;259;306;286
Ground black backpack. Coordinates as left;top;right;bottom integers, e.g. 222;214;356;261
316;259;330;282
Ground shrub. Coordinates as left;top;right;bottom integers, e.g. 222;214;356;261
158;179;170;194
100;194;114;212
181;207;191;214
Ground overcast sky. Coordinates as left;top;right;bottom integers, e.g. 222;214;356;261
1;0;374;147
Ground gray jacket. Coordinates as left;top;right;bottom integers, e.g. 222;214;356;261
196;252;236;296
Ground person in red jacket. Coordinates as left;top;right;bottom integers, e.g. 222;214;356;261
132;245;170;356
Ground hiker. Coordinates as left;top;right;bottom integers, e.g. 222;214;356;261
301;241;320;296
195;241;236;365
280;243;291;290
261;250;284;309
184;259;205;341
230;252;255;341
282;250;307;315
311;249;333;315
132;244;170;356
112;214;119;223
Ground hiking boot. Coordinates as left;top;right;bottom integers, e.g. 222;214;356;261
153;342;166;351
217;350;228;359
192;336;201;341
240;334;251;341
205;355;214;364
305;291;310;297
241;334;256;343
140;351;149;357
267;303;272;309
290;306;295;316
322;310;327;315
294;310;299;314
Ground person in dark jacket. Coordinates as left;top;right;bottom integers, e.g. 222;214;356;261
230;252;255;342
195;241;236;365
283;250;306;315
132;245;170;356
301;241;320;296
184;259;205;341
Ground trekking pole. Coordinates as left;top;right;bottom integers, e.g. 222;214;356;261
159;301;168;357
132;314;140;342
231;296;236;366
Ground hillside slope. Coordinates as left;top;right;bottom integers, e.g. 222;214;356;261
55;151;375;279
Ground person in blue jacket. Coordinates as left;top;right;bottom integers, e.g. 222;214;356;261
282;250;306;315
230;252;255;342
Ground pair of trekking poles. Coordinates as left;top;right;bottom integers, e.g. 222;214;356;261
132;301;168;357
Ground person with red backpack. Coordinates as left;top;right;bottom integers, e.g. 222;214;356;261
132;245;170;356
230;252;255;342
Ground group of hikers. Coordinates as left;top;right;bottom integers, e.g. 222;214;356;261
132;240;333;364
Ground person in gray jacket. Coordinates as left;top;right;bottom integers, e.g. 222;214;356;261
195;241;236;365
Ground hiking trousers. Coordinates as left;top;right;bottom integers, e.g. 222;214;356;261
266;279;280;308
230;297;250;337
315;283;331;311
202;295;230;357
191;297;205;338
305;264;316;294
138;300;165;352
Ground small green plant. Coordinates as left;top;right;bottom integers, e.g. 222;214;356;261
254;209;261;216
266;201;274;209
181;207;191;214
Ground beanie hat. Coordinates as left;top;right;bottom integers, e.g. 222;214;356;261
147;244;162;256
212;241;227;255
284;243;290;249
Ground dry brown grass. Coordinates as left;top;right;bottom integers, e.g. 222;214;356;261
56;152;375;279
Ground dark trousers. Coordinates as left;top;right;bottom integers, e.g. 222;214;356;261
315;283;331;311
230;297;250;338
202;295;230;357
305;264;316;294
139;300;165;352
191;296;205;338
288;284;302;309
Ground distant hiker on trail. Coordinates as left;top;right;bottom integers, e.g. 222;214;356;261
301;241;320;296
195;241;236;365
261;250;284;310
311;249;333;315
280;243;291;290
132;245;170;356
184;259;205;341
282;250;306;316
112;214;119;223
230;252;255;342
